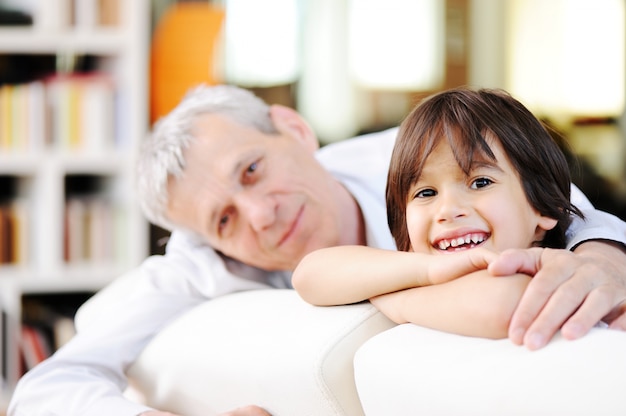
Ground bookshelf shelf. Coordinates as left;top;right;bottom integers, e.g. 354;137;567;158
0;156;41;173
0;0;150;399
0;29;127;54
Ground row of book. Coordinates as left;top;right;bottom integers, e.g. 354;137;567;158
0;196;126;266
63;197;124;264
19;297;79;373
0;200;28;265
9;0;121;32
0;73;116;154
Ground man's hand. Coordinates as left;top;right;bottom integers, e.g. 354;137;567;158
488;241;626;350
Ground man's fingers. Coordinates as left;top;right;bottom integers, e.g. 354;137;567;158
521;274;590;349
608;306;626;331
509;251;576;348
508;277;560;347
488;247;544;276
492;243;626;350
560;287;614;340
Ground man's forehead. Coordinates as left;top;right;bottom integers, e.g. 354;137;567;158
191;112;256;140
187;115;261;169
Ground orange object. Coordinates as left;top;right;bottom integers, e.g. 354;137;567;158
149;3;225;123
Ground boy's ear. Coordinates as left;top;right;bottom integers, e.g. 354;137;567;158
269;104;319;153
538;215;558;231
533;215;558;242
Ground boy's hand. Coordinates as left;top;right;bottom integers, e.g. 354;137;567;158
427;247;498;285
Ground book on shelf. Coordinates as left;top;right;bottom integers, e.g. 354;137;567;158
20;325;52;371
64;197;118;264
0;309;6;386
19;298;79;372
18;319;76;372
47;73;116;153
33;0;121;31
74;0;121;29
0;82;47;153
0;200;28;266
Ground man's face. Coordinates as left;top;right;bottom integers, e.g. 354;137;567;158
166;111;351;271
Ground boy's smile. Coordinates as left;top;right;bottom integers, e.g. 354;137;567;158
433;230;489;251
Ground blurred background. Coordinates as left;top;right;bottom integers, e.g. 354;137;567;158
155;0;626;223
145;0;626;236
0;0;624;409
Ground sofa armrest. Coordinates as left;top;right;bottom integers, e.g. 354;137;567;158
355;323;626;416
128;289;395;416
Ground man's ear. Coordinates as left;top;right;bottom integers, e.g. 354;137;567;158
269;104;319;153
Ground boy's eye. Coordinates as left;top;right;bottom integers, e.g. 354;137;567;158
471;177;493;189
415;188;437;198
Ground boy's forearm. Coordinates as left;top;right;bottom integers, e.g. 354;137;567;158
293;246;495;306
371;270;531;339
293;246;431;305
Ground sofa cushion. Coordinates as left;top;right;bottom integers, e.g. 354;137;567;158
128;289;395;415
355;323;626;416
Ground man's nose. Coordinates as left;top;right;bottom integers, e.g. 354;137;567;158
236;192;277;231
436;189;468;223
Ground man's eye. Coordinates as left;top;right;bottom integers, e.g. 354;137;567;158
471;177;493;189
415;188;436;198
218;214;230;231
245;162;258;176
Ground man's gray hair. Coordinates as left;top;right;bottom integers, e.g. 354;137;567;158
136;84;278;231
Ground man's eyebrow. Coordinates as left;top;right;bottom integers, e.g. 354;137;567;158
204;175;233;239
207;203;219;237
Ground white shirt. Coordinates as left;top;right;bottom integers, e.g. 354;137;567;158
8;128;626;415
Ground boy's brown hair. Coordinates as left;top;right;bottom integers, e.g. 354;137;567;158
386;87;583;252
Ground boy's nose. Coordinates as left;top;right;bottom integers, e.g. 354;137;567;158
436;190;468;223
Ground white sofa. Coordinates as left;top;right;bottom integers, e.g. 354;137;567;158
78;285;626;415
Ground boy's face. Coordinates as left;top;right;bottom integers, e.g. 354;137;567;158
405;138;557;255
165;112;351;271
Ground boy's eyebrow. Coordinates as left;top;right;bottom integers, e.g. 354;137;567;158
469;160;504;172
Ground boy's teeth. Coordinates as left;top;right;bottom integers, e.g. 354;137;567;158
438;233;486;250
471;234;485;244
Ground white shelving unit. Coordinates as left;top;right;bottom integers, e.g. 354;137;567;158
0;0;150;396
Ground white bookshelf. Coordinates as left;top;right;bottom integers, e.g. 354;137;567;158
0;0;150;394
